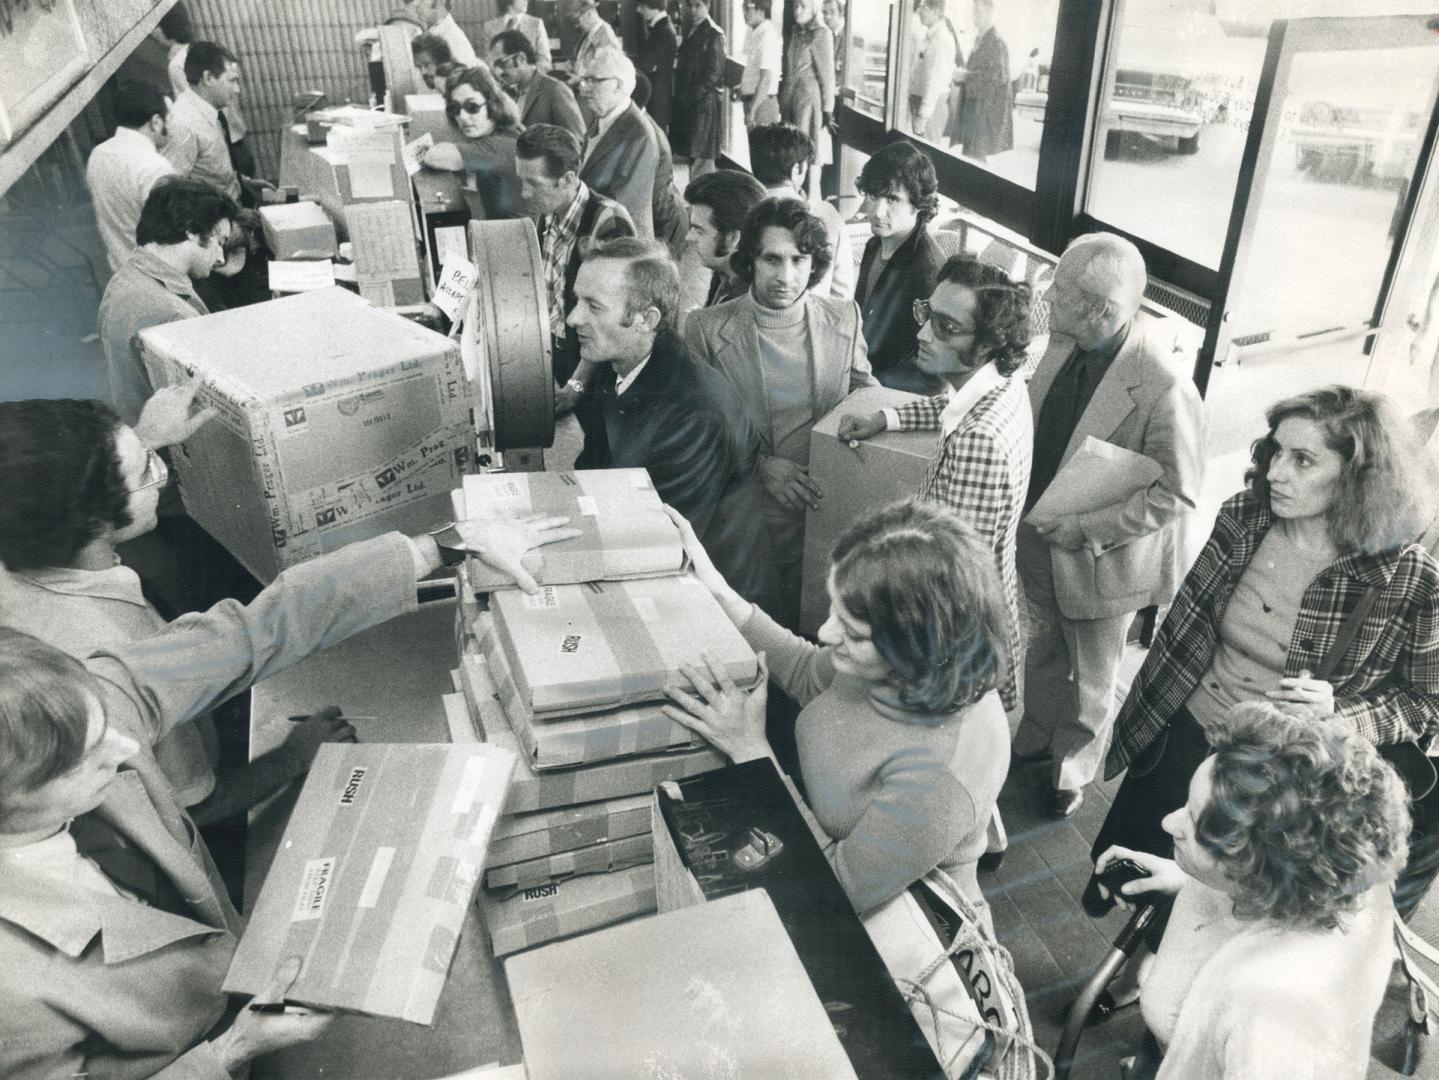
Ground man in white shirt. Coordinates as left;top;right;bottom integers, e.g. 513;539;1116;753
738;0;782;129
164;41;254;204
86;82;176;272
909;0;958;141
482;0;551;72
748;123;854;301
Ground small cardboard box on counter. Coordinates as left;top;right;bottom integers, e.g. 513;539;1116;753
483;831;653;894
259;200;338;259
479;862;655;957
139;287;473;582
489;575;758;720
470;622;702;768
505;889;858;1080
653;757;948;1080
458;468;684;590
801;385;933;636
488;793;653;868
441;680;723;814
225;742;515;1023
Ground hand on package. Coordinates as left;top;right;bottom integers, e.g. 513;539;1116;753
664;651;771;764
213;957;334;1071
759;455;822;511
1093;846;1186;912
1266;668;1336;714
420;142;465;173
1034;515;1087;551
662;505;753;626
135;373;218;449
835;411;885;445
282;705;358;772
454;513;581;594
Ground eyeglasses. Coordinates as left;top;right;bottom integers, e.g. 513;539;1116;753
455;99;488;115
493;52;524;71
913;299;976;340
128;448;170;493
577;74;619;88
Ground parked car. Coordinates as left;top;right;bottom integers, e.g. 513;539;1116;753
1015;64;1205;158
1289;99;1421;186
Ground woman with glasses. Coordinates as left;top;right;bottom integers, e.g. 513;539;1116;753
420;65;525;220
663;498;1012;926
0;393;357;828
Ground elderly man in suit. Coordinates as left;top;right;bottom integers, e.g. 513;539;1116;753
685;196;874;626
482;0;552;71
489;28;584;138
1013;231;1204;818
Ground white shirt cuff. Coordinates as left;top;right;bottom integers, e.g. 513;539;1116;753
881;407;901;431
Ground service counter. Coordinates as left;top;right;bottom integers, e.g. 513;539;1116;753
246;597;521;1079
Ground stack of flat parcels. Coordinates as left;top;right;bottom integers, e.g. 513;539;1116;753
506;889;859;1080
224;742;515;1023
801;385;934;635
139;287;474;582
455;469;685;591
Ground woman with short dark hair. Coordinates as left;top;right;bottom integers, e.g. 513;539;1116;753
664;498;1011;920
1096;703;1409;1079
420;65;525;219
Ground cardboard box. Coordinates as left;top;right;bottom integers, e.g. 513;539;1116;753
652;758;945;1079
447;666;724;814
488;793;653;868
479;863;655;957
801;385;933;635
139;287;473;582
225;742;516;1023
489;574;758;719
505;889;859;1080
458;468;683;590
259;200;338;260
403;92;453;143
473;625;702;769
483;831;653;893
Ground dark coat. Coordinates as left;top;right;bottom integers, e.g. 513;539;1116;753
950;27;1014;158
637;14;678;133
580;103;661;243
519;73;586;140
856;223;946;393
576;329;774;607
672;18;727;159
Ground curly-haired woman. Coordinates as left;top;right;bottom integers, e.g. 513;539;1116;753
1093;385;1439;917
663;498;1012;925
420;64;525;219
839;255;1033;710
1096;703;1410;1079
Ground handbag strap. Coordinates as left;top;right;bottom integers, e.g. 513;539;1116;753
1312;584;1382;682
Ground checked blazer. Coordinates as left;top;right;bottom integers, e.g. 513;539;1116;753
1106;489;1439;779
892;374;1033;710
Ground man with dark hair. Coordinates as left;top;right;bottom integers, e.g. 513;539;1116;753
411;31;454;88
685;197;873;625
86;82;176;272
855;140;946;392
569;238;772;607
482;0;552;72
683;169;767;307
515;123;634;444
840;255;1035;708
489;28;584;137
748;122;854;301
634;0;677;134
165;41;254;203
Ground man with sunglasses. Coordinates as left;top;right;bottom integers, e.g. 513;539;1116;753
489;28;584;138
839;255;1033;709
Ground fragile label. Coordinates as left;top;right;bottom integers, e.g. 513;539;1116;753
522;586;559;610
292;857;337;921
576;495;599;516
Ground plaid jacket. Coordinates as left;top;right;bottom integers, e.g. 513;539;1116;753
894;375;1033;711
1106;490;1439;778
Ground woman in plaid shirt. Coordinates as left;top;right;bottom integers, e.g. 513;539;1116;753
1092;385;1439;920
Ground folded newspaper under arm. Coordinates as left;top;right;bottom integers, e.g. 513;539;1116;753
1025;436;1163;556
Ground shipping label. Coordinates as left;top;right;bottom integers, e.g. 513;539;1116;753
292;857;337;921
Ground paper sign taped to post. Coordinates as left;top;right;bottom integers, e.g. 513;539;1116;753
432;255;478;321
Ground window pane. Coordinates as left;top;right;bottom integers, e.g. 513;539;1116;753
844;0;892;120
900;0;1060;191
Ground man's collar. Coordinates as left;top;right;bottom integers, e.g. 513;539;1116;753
938;362;1005;436
129;246;199;297
614;347;655;395
180;86;218;120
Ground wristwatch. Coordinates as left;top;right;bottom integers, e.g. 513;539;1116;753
564;379;587;395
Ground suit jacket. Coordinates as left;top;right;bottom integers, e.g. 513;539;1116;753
518;73;585;139
482;11;552;70
682;291;874;457
856;223;946;393
576;329;773;606
637;14;678;131
581;103;660;242
638;107;687;256
1025;314;1205;620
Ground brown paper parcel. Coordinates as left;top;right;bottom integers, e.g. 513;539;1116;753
479;862;656;957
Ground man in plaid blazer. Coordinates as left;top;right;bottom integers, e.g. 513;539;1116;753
839;254;1035;711
1014;233;1204;817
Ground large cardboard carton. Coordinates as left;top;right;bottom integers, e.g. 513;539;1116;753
259;200;338;260
488;793;653;868
479;863;655;957
489;574;758;719
800;385;933;635
472;623;702;768
225;742;515;1023
505;889;859;1080
458;468;683;590
652;758;946;1079
446;665;723;813
139;287;473;582
482;831;653;893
